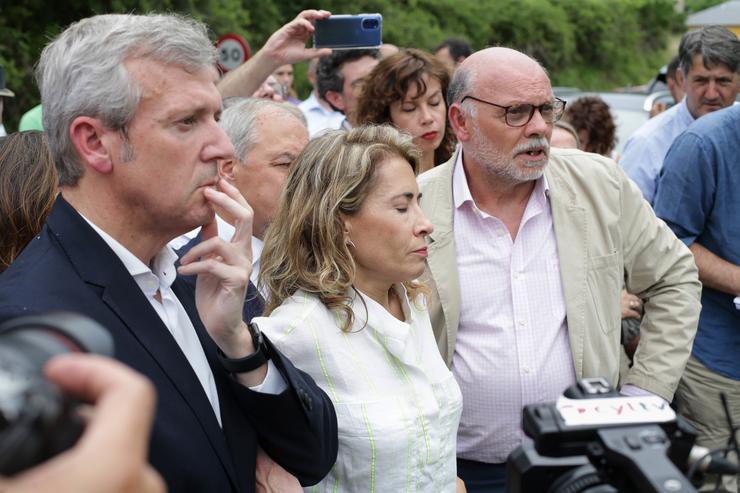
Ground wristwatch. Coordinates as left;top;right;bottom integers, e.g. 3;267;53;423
217;322;269;373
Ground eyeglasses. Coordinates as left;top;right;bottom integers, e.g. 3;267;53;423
460;95;566;127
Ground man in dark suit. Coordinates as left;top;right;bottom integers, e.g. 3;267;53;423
0;13;337;492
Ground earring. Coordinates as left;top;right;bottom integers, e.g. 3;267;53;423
346;238;356;248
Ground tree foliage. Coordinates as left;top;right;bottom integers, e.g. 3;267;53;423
1;0;684;131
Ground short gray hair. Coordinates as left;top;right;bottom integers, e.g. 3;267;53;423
447;66;474;106
37;13;217;186
447;66;478;119
678;25;740;78
219;98;307;163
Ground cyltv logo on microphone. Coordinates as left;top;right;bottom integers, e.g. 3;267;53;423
556;395;675;427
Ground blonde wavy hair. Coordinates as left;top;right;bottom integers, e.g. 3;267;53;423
259;124;428;331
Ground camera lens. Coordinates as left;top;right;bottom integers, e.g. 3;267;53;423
0;312;113;475
362;18;379;30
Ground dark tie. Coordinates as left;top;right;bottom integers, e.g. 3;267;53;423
244;280;265;322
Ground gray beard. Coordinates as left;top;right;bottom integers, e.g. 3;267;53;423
467;123;549;185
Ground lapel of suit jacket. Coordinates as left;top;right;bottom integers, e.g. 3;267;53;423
545;159;587;380
47;197;240;486
420;152;461;365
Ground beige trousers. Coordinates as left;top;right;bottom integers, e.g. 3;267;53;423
675;356;739;493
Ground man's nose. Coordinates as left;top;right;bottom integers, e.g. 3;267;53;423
206;123;235;162
524;107;549;136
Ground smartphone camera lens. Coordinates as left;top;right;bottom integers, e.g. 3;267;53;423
362;18;379;30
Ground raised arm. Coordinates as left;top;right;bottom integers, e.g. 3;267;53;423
218;10;332;98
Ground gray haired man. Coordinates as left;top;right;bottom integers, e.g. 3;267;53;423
173;98;309;306
620;25;740;204
0;13;336;492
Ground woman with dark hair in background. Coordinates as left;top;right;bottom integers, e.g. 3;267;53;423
355;49;455;174
0;131;57;272
564;96;618;158
256;125;464;492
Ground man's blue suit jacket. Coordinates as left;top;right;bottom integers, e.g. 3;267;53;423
0;197;337;492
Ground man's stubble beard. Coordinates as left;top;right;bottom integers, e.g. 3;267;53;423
467;118;549;186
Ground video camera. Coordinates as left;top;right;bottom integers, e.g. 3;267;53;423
507;378;738;493
0;312;113;475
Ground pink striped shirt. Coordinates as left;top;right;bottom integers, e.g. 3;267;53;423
451;152;576;463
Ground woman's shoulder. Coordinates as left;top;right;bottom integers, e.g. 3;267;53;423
255;290;330;337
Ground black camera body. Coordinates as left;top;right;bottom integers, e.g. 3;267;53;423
0;312;113;475
507;378;700;493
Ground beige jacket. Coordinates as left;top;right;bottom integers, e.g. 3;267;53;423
418;147;701;401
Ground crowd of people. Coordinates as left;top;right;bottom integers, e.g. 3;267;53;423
0;8;737;493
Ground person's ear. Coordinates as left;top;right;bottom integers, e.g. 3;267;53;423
324;90;346;112
218;158;237;181
676;66;686;89
448;104;471;142
339;213;353;243
69;116;116;174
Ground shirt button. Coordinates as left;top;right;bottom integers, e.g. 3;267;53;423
523;367;532;374
518;320;526;327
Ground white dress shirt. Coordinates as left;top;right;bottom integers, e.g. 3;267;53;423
87;215;285;424
451;152;576;463
298;92;345;137
257;285;462;492
82;216;223;424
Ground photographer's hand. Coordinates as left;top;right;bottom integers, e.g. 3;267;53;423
218;9;332;98
0;354;164;493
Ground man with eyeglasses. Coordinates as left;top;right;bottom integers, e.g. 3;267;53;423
417;47;700;492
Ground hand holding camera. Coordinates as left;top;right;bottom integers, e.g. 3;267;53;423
0;313;163;492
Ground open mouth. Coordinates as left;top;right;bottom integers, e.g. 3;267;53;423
519;148;547;160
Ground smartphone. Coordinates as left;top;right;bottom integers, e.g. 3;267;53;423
313;14;382;50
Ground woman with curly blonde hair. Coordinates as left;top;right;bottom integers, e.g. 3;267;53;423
355;49;455;174
256;124;464;492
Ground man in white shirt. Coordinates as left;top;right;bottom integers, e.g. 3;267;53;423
173;98;309;306
297;59;346;137
315;49;380;131
418;47;701;492
0;13;336;492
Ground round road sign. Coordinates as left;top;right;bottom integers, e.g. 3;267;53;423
216;33;251;72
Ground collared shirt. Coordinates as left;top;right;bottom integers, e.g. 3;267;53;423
451;151;576;463
82;215;223;424
257;285;462;492
654;104;740;381
620;98;695;204
298;92;345;137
